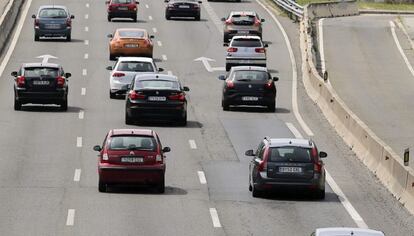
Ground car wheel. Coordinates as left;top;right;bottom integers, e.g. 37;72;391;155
249;184;252;192
14;97;21;111
133;16;137;22
252;185;262;198
195;15;200;21
125;112;134;125
267;102;275;112
178;113;187;126
225;63;231;71
109;90;116;99
60;99;68;111
66;34;71;42
156;177;165;193
98;181;107;192
109;54;116;61
34;34;39;41
314;188;325;200
222;100;230;111
223;33;229;43
166;15;171;20
107;15;112;22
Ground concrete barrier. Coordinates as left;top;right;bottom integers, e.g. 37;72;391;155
0;0;25;55
300;1;414;214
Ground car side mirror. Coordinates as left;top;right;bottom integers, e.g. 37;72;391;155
164;0;169;2
218;75;225;80
273;76;279;81
264;44;268;48
105;0;110;4
245;149;255;156
93;145;102;152
162;147;171;153
65;73;71;78
11;71;18;77
150;35;155;39
223;43;229;47
198;1;202;3
107;34;113;38
31;14;36;19
106;66;113;71
183;86;190;91
261;19;265;22
221;17;226;21
136;1;140;4
319;151;327;158
71;15;75;19
158;68;164;72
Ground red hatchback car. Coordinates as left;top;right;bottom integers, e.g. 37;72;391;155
106;0;140;22
93;129;171;193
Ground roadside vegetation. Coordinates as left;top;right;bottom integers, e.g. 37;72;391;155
296;0;414;11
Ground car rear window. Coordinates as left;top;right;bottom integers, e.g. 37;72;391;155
112;0;133;3
136;80;179;90
231;38;262;47
233;71;269;81
269;147;312;163
117;62;154;72
109;136;157;151
118;30;145;38
39;8;67;18
24;67;59;77
231;15;255;23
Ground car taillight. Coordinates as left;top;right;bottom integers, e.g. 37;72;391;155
16;76;25;88
227;47;237;52
193;4;199;9
34;19;39;27
66;18;71;27
264;81;273;89
225;19;232;25
311;147;322;173
102;153;109;161
169;92;185;101
142;39;150;46
112;72;125;77
168;4;174;8
255;48;265;53
56;76;65;88
226;80;234;89
258;160;267;172
108;5;113;11
254;19;261;26
156;154;163;164
129;90;145;100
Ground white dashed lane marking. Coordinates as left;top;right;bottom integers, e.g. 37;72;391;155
66;209;75;226
149;15;153;20
209;208;221;228
85;26;89;32
157;41;162;47
81;87;86;95
84;53;88;59
84;40;89;45
82;69;87;76
152;27;157;33
86;3;89;8
73;169;81;182
78;110;84;120
189;140;197;149
162;55;167;61
85;14;89;19
76;137;82;147
197;171;207;184
145;4;149;8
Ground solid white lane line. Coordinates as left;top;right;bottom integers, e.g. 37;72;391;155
84;53;88;59
82;69;87;76
318;18;326;73
85;14;89;19
189;140;197;149
0;0;33;77
157;41;162;47
86;3;90;8
390;21;414;77
396;19;414;50
73;169;81;182
85;26;89;32
209;208;222;228
162;54;168;61
76;137;83;147
152;27;157;33
286;122;303;139
149;15;153;20
325;171;368;228
78;110;84;119
66;209;75;226
197;171;207;184
202;1;223;33
256;0;314;137
84;40;89;45
81;88;86;95
145;4;149;8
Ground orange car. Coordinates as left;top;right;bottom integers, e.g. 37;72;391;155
108;28;154;60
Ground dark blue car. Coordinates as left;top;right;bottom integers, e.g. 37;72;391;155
32;5;74;42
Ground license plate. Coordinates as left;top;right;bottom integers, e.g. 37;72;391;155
279;167;302;173
33;80;50;85
118;7;128;10
148;96;166;101
238;30;249;34
242;96;258;101
121;157;143;163
45;24;60;29
179;5;190;8
125;44;139;48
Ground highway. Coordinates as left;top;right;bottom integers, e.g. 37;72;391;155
0;0;413;235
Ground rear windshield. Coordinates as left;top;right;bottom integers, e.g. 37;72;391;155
112;0;133;3
231;15;255;22
39;8;67;18
136;80;179;90
269;147;312;163
116;61;154;72
109;136;157;151
118;30;145;38
231;38;262;47
233;71;269;81
24;67;59;77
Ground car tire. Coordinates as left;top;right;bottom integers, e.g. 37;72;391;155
195;15;200;21
60;100;68;111
222;100;230;111
109;90;116;99
267;102;275;112
223;33;229;43
107;15;112;22
314;188;325;200
249;184;252;192
252;185;262;198
178;113;187;126
125;112;134;125
66;34;71;42
133;16;137;22
98;181;107;192
14;97;21;111
157;177;165;193
34;34;40;41
166;14;171;20
109;54;116;61
225;63;231;71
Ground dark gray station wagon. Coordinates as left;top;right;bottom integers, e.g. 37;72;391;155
32;5;74;41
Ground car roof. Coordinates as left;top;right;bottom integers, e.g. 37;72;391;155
117;57;154;63
135;74;178;82
22;63;60;68
110;129;154;137
230;11;256;16
266;138;314;148
231;35;261;40
315;227;384;236
39;5;68;10
230;66;268;72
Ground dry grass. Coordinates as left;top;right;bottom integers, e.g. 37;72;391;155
295;0;414;10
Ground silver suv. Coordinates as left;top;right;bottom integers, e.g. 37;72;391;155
224;35;267;71
221;11;264;42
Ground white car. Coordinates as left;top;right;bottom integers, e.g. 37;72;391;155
311;227;385;236
107;57;163;98
224;35;267;71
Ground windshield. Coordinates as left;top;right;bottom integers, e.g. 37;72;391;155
109;136;156;151
118;30;145;38
269;147;312;163
39;8;67;18
136;80;179;90
112;0;133;3
117;62;154;72
233;71;269;81
24;67;59;77
231;38;262;47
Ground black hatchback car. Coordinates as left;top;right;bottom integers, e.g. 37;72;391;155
245;138;327;199
165;0;202;21
12;63;71;111
125;74;189;126
219;66;278;112
32;5;74;41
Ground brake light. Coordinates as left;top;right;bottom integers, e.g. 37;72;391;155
66;18;71;27
142;39;150;46
258;160;267;172
255;48;265;53
156;154;163;164
264;81;273;89
129;90;145;100
311;147;322;173
168;92;185;101
226;80;234;89
254;18;261;26
56;76;65;88
34;19;39;27
102;153;109;161
112;72;125;77
193;4;199;9
16;76;25;88
227;47;238;52
225;19;232;25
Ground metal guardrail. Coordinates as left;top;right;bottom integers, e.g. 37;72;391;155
272;0;304;19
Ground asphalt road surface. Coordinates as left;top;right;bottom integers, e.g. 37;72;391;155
0;1;413;235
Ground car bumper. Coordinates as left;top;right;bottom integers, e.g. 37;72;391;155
127;104;186;120
166;9;200;17
226;58;266;66
110;47;153;57
99;163;165;184
254;174;324;191
16;90;67;104
108;10;137;18
35;28;71;37
223;93;275;106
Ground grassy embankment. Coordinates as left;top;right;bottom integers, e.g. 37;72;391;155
296;0;414;10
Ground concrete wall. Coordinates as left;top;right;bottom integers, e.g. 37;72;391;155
0;0;25;55
300;1;414;214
